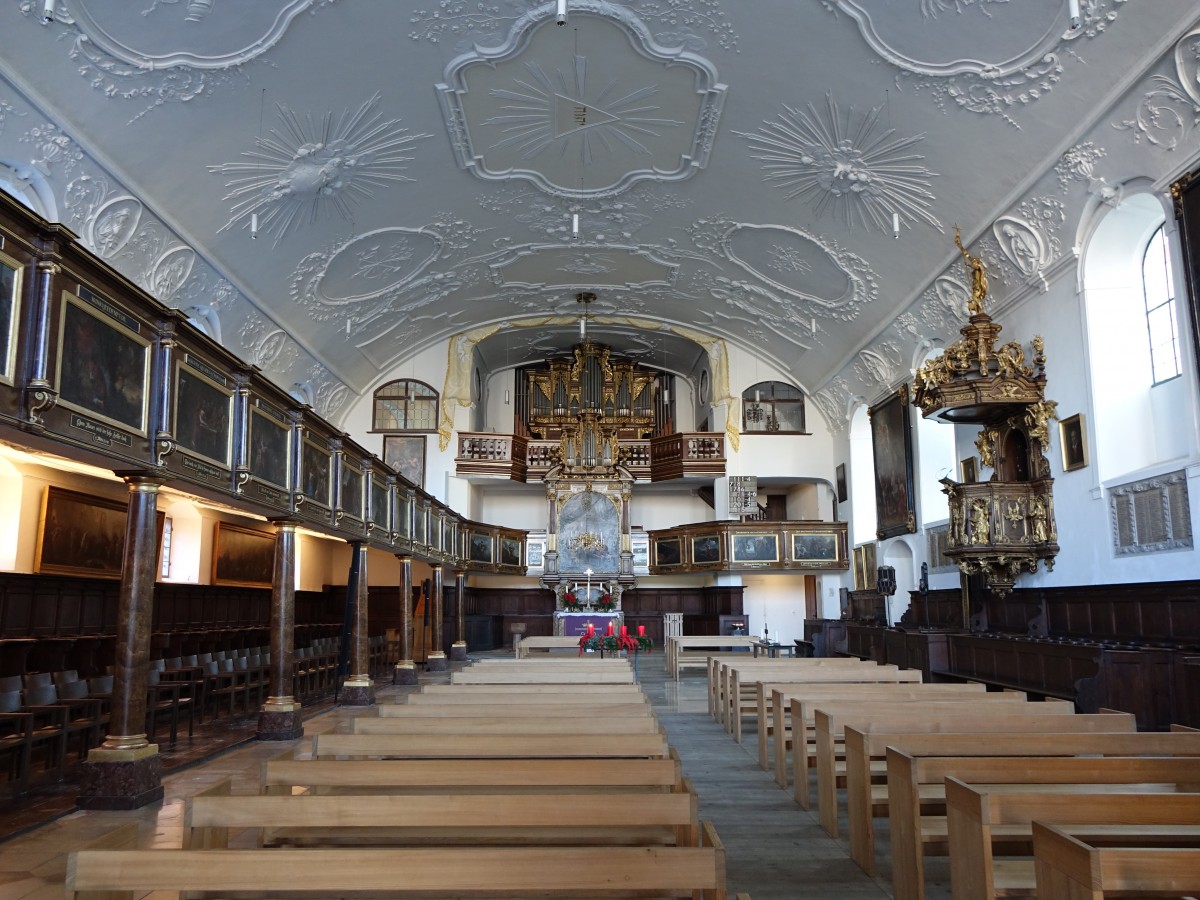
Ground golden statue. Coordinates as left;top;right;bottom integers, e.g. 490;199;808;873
954;226;988;316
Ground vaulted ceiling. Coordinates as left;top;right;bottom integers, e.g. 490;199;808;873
1;0;1196;424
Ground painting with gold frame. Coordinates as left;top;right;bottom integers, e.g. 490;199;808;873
174;361;232;467
468;531;493;564
869;386;916;539
212;522;274;588
249;406;290;489
791;532;839;564
35;486;163;579
959;456;978;484
340;462;363;520
301;438;331;506
500;536;522;567
691;533;721;565
654;536;682;567
1059;413;1088;472
730;533;779;564
0;249;22;385
853;542;878;590
370;479;389;531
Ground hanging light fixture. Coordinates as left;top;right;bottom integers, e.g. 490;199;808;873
576;291;595;340
556;0;567;25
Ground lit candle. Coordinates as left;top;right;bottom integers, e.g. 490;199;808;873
606;621;614;636
637;625;645;637
587;622;594;637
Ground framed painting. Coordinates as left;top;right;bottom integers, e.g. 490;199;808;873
468;531;493;564
57;292;149;434
1059;413;1088;472
791;532;839;564
835;463;848;504
691;533;721;565
370;479;389;531
654;536;682;567
500;536;522;567
731;532;779;564
174;363;232;466
249;407;290;489
959;456;978;484
412;502;427;546
35;486;163;579
301;439;331;506
0;249;22;385
395;491;412;540
340;462;363;520
212;522;274;588
383;435;425;489
869;386;916;539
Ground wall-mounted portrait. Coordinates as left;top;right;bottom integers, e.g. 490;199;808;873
791;532;839;563
959;456;978;484
370;480;389;530
35;486;163;579
500;536;522;567
468;531;493;564
212;522;274;588
57;293;148;434
340;463;363;520
835;463;848;504
869;386;916;539
691;534;721;564
383;434;425;489
249;408;290;488
301;439;331;506
1059;413;1088;472
175;365;231;466
731;533;779;564
654;536;682;567
0;251;21;384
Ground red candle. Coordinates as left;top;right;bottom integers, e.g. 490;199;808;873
606;621;614;636
587;622;594;636
638;625;645;637
621;625;628;637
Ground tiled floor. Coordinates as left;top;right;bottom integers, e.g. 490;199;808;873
0;653;951;899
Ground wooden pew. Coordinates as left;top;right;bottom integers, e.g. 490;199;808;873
451;668;635;684
1032;820;1200;900
187;776;701;848
764;682;987;782
67;821;747;900
416;682;645;696
706;656;864;724
667;635;758;679
887;749;1200;900
515;636;592;657
377;701;650;717
947;777;1200;900
262;753;685;796
313;731;669;759
461;658;632;667
804;699;1071;817
351;715;661;735
843;719;1189;875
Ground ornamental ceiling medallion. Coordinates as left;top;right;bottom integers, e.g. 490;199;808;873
437;3;726;196
913;229;1059;596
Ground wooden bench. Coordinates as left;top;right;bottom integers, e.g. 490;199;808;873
262;753;685;796
842;718;1179;875
351;714;661;736
451;668;636;684
811;699;1074;828
706;656;864;724
1032;820;1200;899
378;700;650;717
416;682;645;696
313;731;669;759
764;682;987;782
67;821;748;900
667;635;758;679
947;777;1200;899
887;749;1200;900
187;776;701;848
514;636;590;657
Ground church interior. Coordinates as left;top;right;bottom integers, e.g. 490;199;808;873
0;1;1199;897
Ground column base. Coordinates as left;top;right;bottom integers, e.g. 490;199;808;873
340;681;375;706
257;706;304;741
425;651;448;673
77;746;163;810
393;662;418;685
450;642;468;662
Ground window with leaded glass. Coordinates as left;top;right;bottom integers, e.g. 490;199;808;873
742;381;806;433
373;379;438;432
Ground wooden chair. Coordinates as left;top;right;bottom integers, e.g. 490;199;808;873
1;688;64;783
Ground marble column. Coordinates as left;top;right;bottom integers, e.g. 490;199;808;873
392;554;417;685
78;474;164;810
425;564;447;672
450;570;467;662
257;519;302;740
341;542;374;705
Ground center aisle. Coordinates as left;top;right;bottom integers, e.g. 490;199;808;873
629;651;893;900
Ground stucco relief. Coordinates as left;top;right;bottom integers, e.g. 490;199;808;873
854;343;905;395
1115;29;1200;150
737;93;941;233
209;94;431;244
991;197;1065;290
437;3;726;197
477;184;692;241
808;376;856;437
20;122;83;178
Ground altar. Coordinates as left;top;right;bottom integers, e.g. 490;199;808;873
554;611;623;637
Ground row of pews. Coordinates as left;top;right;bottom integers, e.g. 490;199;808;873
66;655;749;899
700;651;1200;899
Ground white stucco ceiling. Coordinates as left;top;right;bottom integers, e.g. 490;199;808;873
1;0;1197;421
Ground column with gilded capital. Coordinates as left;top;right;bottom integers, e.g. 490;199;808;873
257;519;303;740
78;474;164;809
341;542;374;705
425;564;447;672
393;554;417;684
450;570;468;662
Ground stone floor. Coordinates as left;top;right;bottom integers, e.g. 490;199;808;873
0;651;954;898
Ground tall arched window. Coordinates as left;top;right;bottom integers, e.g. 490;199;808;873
373;379;438;432
1142;225;1182;385
741;381;806;433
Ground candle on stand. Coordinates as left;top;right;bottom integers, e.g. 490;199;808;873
606;621;614;636
637;625;645;637
587;622;594;637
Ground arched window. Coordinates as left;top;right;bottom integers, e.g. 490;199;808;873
373;379;438;432
742;381;806;433
1141;225;1182;385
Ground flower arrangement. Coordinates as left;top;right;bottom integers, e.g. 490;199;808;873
595;591;616;612
561;590;583;612
578;623;652;655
